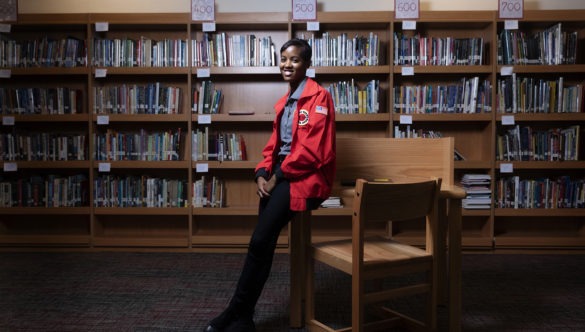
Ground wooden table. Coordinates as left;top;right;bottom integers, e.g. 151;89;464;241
289;185;465;332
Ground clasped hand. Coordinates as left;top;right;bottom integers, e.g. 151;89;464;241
257;175;277;198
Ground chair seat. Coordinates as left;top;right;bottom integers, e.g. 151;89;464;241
313;235;432;276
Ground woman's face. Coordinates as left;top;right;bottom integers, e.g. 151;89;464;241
280;45;309;86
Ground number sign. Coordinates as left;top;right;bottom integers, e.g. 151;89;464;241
395;0;419;20
192;0;215;22
499;0;524;19
292;0;317;21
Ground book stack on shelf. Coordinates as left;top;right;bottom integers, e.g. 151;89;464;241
393;76;492;114
300;32;380;66
93;128;183;161
495;175;584;209
461;174;492;209
498;23;578;65
191;32;277;67
191;128;247;161
92;37;188;67
94;175;187;208
496;75;583;114
192;175;224;208
393;34;484;66
320;196;343;208
326;79;380;114
0;174;89;207
192;80;223;114
496;124;580;161
93;83;183;115
1;87;84;115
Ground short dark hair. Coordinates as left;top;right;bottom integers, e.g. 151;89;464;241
280;38;312;63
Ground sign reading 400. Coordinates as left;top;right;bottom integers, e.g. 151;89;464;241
192;0;215;22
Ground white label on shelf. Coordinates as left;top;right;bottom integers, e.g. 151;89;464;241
499;0;523;19
307;21;320;31
202;22;216;32
98;163;111;172
395;0;420;19
95;68;107;78
402;20;417;30
2;116;15;126
500;163;513;173
3;162;17;172
97;115;110;125
197;68;211;78
401;66;414;76
0;24;11;33
501;115;515;126
198;114;212;124
191;0;215;21
292;0;317;21
500;66;514;76
95;22;109;32
306;68;315;78
196;163;209;173
400;115;413;124
504;20;519;30
0;69;11;78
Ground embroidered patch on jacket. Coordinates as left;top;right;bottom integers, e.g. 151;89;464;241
298;109;309;126
315;105;328;115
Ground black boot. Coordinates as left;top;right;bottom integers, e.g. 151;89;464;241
203;307;237;332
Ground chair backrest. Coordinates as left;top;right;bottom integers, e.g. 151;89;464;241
335;137;454;191
354;178;441;225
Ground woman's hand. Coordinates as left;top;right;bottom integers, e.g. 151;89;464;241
257;175;277;198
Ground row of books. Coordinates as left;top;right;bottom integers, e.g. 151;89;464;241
462;173;492;209
325;79;380;114
0;133;86;161
299;32;380;67
0;87;83;115
93;175;187;208
393;126;443;139
93;129;182;161
192;175;224;208
191;33;276;67
496;124;580;161
92;38;188;67
393;77;492;114
0;174;88;207
93;83;182;115
393;34;485;66
494;176;584;209
0;36;86;68
498;23;578;65
496;75;583;114
192;128;247;161
192;81;222;114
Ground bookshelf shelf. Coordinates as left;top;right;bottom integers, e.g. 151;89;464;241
1;10;583;252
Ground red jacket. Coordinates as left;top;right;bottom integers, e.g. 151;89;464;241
255;77;336;211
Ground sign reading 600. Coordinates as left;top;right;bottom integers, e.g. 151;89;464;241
395;0;420;20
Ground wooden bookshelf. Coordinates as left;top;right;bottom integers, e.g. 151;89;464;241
0;10;584;252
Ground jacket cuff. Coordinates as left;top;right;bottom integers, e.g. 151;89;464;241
274;168;285;182
255;168;269;182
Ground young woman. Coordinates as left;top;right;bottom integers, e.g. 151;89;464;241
204;38;336;332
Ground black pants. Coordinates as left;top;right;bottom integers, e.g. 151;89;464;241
228;179;296;317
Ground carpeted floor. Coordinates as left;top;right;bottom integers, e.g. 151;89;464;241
1;252;584;331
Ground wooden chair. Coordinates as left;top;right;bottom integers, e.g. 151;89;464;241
306;177;442;332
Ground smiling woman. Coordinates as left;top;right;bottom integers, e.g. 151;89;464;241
202;38;336;332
